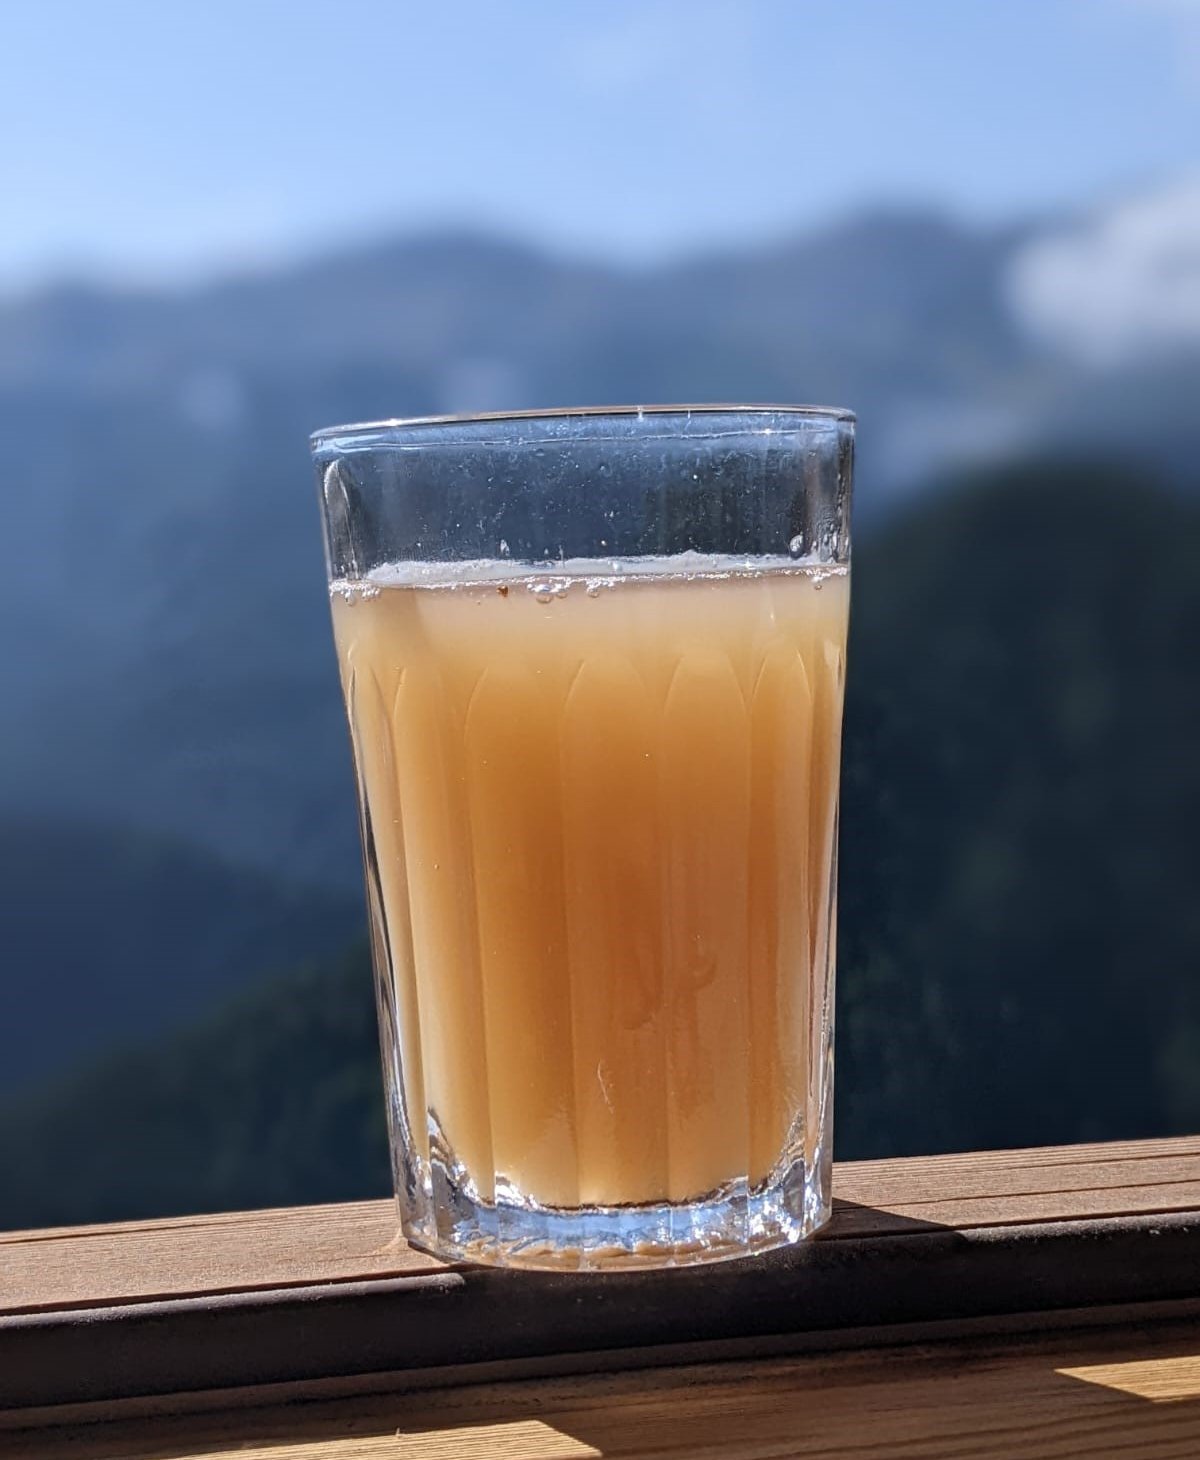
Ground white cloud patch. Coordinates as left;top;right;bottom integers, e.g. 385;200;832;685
1007;176;1200;367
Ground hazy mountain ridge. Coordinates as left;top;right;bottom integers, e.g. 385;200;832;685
1;200;1197;889
0;942;387;1228
0;817;361;1094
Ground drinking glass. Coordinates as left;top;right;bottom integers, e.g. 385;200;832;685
312;405;853;1270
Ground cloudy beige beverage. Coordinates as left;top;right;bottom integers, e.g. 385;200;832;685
332;558;848;1214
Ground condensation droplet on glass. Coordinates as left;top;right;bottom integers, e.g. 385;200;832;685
499;538;510;558
788;534;804;558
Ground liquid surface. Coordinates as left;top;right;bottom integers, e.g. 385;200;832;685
332;557;848;1208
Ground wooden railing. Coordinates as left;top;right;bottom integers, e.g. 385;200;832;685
4;1137;1200;1399
4;1137;1200;1455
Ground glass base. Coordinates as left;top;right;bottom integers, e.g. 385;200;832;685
402;1157;831;1271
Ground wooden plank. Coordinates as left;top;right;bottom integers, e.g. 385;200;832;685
0;1201;440;1314
4;1211;1200;1413
828;1180;1200;1238
3;1138;1200;1414
834;1139;1200;1207
10;1296;1200;1437
833;1134;1200;1189
11;1315;1200;1458
7;1136;1200;1315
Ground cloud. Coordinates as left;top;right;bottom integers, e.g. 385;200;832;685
1007;176;1200;367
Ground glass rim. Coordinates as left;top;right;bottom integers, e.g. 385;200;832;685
311;402;855;450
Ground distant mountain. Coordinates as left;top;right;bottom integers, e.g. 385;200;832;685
1;193;1197;888
837;461;1200;1156
0;819;361;1095
4;462;1197;1229
0;943;387;1229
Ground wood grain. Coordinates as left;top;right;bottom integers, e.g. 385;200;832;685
7;1136;1200;1315
12;1317;1200;1458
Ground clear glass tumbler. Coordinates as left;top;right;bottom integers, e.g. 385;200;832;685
313;405;853;1270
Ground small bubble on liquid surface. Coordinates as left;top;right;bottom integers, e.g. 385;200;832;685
332;580;379;604
529;577;570;604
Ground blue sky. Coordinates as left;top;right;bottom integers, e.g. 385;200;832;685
2;0;1197;286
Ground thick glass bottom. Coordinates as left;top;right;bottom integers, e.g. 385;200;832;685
402;1155;832;1271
